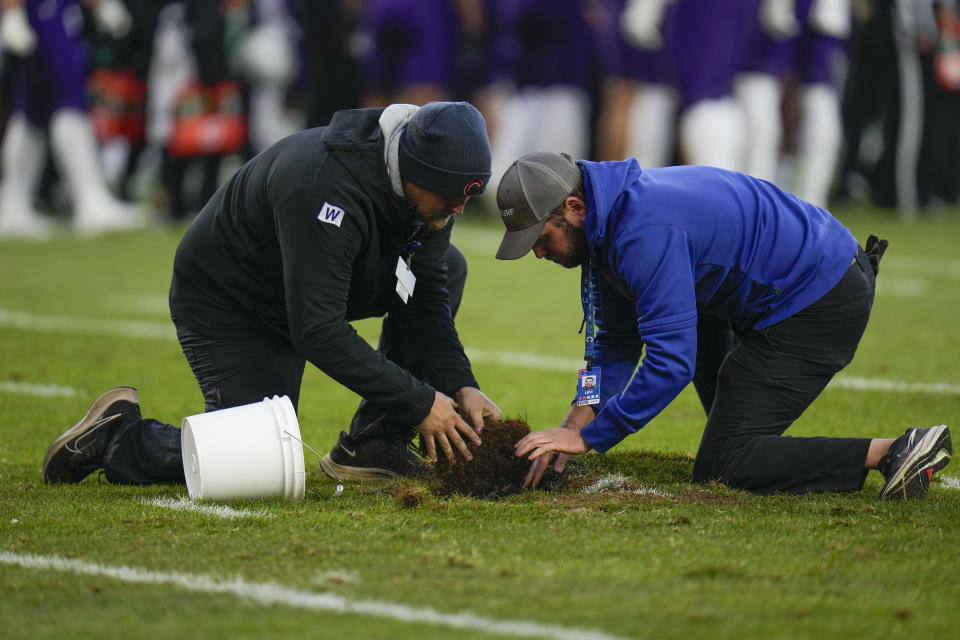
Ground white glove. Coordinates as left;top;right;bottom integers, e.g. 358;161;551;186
1;5;37;57
760;0;800;40
620;0;675;51
809;0;851;38
93;0;132;39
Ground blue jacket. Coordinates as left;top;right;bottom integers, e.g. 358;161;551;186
578;160;857;453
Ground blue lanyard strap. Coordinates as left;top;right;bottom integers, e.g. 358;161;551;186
579;259;596;370
404;240;421;267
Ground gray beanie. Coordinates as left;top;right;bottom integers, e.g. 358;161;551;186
398;101;492;197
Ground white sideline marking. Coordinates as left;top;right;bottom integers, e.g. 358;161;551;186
0;551;634;640
0;308;174;340
875;277;927;297
465;347;585;372
827;377;960;395
883;255;960;280
103;294;171;315
146;496;274;520
939;475;960;491
0;381;82;397
2;308;959;396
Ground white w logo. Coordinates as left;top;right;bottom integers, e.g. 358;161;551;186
318;202;345;227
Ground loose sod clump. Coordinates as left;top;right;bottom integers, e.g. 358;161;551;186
431;417;536;499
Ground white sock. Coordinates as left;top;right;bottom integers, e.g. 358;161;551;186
0;112;49;235
797;84;841;208
627;83;677;168
680;97;747;170
735;73;783;181
50;108;142;230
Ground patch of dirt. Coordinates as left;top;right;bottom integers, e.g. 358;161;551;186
430;417;533;499
394;483;426;508
423;418;733;505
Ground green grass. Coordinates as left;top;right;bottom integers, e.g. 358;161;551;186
2;205;959;639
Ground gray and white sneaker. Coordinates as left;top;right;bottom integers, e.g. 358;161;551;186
878;425;952;500
320;430;430;481
42;387;140;483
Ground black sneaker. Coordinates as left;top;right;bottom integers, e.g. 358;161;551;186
42;387;141;484
878;425;952;500
320;431;430;481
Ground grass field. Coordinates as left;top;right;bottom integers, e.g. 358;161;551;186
1;204;959;640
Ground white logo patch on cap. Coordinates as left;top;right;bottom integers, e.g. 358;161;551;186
318;202;345;227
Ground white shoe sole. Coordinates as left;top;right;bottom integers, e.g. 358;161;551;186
319;454;402;482
879;425;952;500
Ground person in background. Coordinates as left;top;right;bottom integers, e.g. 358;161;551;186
0;0;144;237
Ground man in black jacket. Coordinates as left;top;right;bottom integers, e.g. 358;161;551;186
42;101;502;485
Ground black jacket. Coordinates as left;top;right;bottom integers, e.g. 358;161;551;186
169;108;477;425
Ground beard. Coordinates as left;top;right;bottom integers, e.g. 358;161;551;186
548;219;590;268
415;210;453;230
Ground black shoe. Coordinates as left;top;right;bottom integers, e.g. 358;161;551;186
878;425;952;500
42;387;141;484
320;431;430;481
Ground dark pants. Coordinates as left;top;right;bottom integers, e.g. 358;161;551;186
690;248;876;494
102;245;468;485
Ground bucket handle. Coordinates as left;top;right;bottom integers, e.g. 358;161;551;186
283;430;344;498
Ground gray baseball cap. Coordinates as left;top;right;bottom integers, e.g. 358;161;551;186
495;151;582;260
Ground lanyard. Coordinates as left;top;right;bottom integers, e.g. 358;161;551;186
404;240;421;267
579;258;596;370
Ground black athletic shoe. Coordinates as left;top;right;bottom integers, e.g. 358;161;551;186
42;387;141;484
878;425;952;500
320;431;430;481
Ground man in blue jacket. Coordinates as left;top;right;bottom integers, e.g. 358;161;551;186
496;151;951;498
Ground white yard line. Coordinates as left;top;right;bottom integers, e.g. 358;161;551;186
874;277;927;297
146;496;273;520
0;551;634;640
103;294;171;315
827;377;960;395
0;381;83;397
465;347;585;372
938;475;960;491
2;308;959;396
883;255;960;280
0;308;174;340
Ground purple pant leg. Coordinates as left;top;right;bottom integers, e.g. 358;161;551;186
14;0;87;126
741;3;797;78
795;0;848;85
491;0;596;90
613;0;677;85
362;0;458;93
670;0;757;107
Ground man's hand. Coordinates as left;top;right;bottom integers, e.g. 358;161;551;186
514;427;589;488
454;386;502;433
416;391;482;463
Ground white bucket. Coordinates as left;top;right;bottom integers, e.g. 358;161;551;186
181;395;305;500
